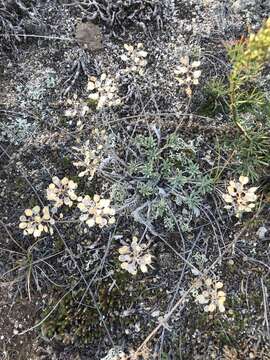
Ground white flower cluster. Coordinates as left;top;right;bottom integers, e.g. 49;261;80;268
46;176;78;212
174;56;201;97
118;236;153;275
84;43;148;109
87;74;121;110
72;129;108;179
222;176;258;218
19;206;55;238
100;346;150;360
64;95;89;118
120;43;148;76
19;167;117;237
194;277;226;313
100;347;126;360
78;194;116;228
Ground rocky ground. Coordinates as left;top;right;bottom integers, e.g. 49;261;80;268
0;1;270;359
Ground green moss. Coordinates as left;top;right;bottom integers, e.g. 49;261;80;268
87;98;98;110
14;177;26;190
41;266;160;345
53;238;64;252
42;289;100;344
61;156;72;169
28;196;40;208
178;284;266;357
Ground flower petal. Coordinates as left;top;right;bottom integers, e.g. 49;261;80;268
118;246;130;255
239;175;249;185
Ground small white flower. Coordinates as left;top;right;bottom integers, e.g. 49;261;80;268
222;176;258;218
87;74;121;110
118;236;153;275
194;277;227;313
239;175;249;185
73;129;108;180
174;66;188;75
193;70;202;79
19;206;54;237
180;56;189;66
174;56;202;97
191;61;201;68
46;176;78;211
77;194;115;229
120;54;129;62
120;43;148;76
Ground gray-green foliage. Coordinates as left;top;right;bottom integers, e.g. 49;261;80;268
110;129;213;232
0;117;36;145
16;69;58;110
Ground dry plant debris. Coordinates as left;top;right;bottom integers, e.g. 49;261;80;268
101;345;151;360
3;2;270;358
100;347;126;360
223;345;239;360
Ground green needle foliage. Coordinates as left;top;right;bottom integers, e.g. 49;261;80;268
227;18;270;130
227;130;270;181
212;18;270;180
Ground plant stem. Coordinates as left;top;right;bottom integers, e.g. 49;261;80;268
229;74;238;124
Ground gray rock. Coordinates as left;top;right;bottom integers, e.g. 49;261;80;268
75;22;103;51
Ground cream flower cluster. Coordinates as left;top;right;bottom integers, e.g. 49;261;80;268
195;277;226;313
174;56;201;97
118;236;153;275
120;43;148;76
73;143;100;179
222;176;258;218
78;194;116;228
87;74;121;110
100;347;126;360
19;164;117;237
64;95;89;118
46;176;78;211
85;43;148;109
72;129;108;179
19;206;55;238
